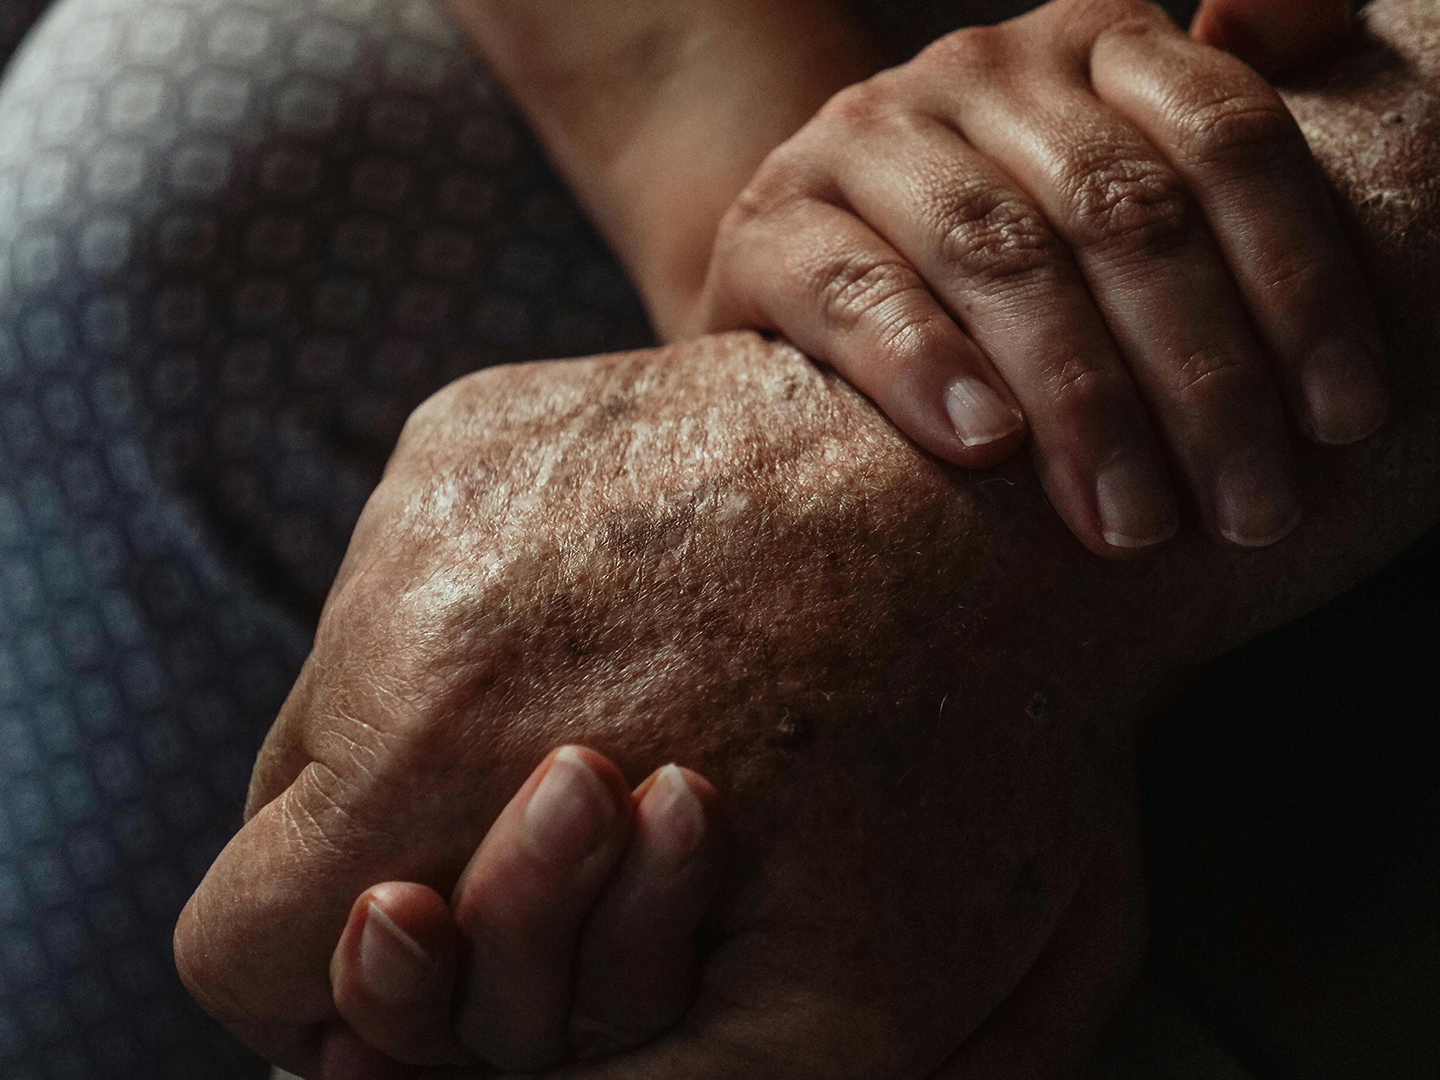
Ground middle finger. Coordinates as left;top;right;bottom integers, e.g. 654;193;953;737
821;103;1179;553
450;746;635;1072
942;62;1302;547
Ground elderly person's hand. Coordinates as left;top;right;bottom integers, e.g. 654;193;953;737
178;332;1155;1079
176;2;1440;1075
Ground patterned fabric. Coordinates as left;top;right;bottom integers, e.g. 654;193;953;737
0;0;1432;1078
0;0;648;1075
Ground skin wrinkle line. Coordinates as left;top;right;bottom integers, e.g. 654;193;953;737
177;0;1440;1071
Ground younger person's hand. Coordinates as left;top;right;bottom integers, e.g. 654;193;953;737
696;0;1382;555
317;748;724;1077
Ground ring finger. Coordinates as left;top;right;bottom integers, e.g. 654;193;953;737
450;746;635;1072
946;69;1302;546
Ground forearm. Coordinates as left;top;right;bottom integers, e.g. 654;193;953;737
444;0;880;335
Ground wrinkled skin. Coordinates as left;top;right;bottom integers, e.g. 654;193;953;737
176;2;1440;1077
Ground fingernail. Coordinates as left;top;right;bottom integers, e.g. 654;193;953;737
1302;340;1387;445
523;747;613;865
645;764;707;872
945;377;1024;449
1215;457;1302;547
1095;455;1179;549
360;901;431;1003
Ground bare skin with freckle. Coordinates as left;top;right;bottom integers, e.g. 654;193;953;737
176;3;1440;1077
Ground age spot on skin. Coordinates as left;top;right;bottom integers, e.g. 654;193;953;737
601;394;632;419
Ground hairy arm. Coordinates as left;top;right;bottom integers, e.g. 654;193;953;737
177;3;1440;1076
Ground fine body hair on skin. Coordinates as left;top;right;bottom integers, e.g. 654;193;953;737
0;0;1433;1077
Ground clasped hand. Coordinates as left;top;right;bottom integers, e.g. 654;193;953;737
175;0;1396;1076
177;341;1145;1079
695;0;1381;555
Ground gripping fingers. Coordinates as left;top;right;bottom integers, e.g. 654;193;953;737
450;746;635;1072
328;883;470;1069
328;758;721;1074
944;24;1303;546
1093;21;1387;447
820;100;1178;553
704;165;1026;467
569;765;725;1058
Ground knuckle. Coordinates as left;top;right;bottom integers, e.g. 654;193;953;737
921;24;1009;81
1064;149;1191;255
1169;348;1250;400
875;310;956;365
1250;243;1330;313
937;182;1059;286
281;760;361;861
726;156;811;231
1170;88;1298;168
1045;360;1124;424
722;179;779;236
818;77;897;132
1244;236;1330;316
810;251;931;346
716;141;832;251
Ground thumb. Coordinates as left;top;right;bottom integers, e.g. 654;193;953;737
1191;0;1353;78
173;760;402;1077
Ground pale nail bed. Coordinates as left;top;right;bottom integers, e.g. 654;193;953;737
1216;458;1301;547
645;764;707;872
1095;456;1178;549
1302;341;1387;446
523;747;612;865
359;901;431;1003
945;377;1023;449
